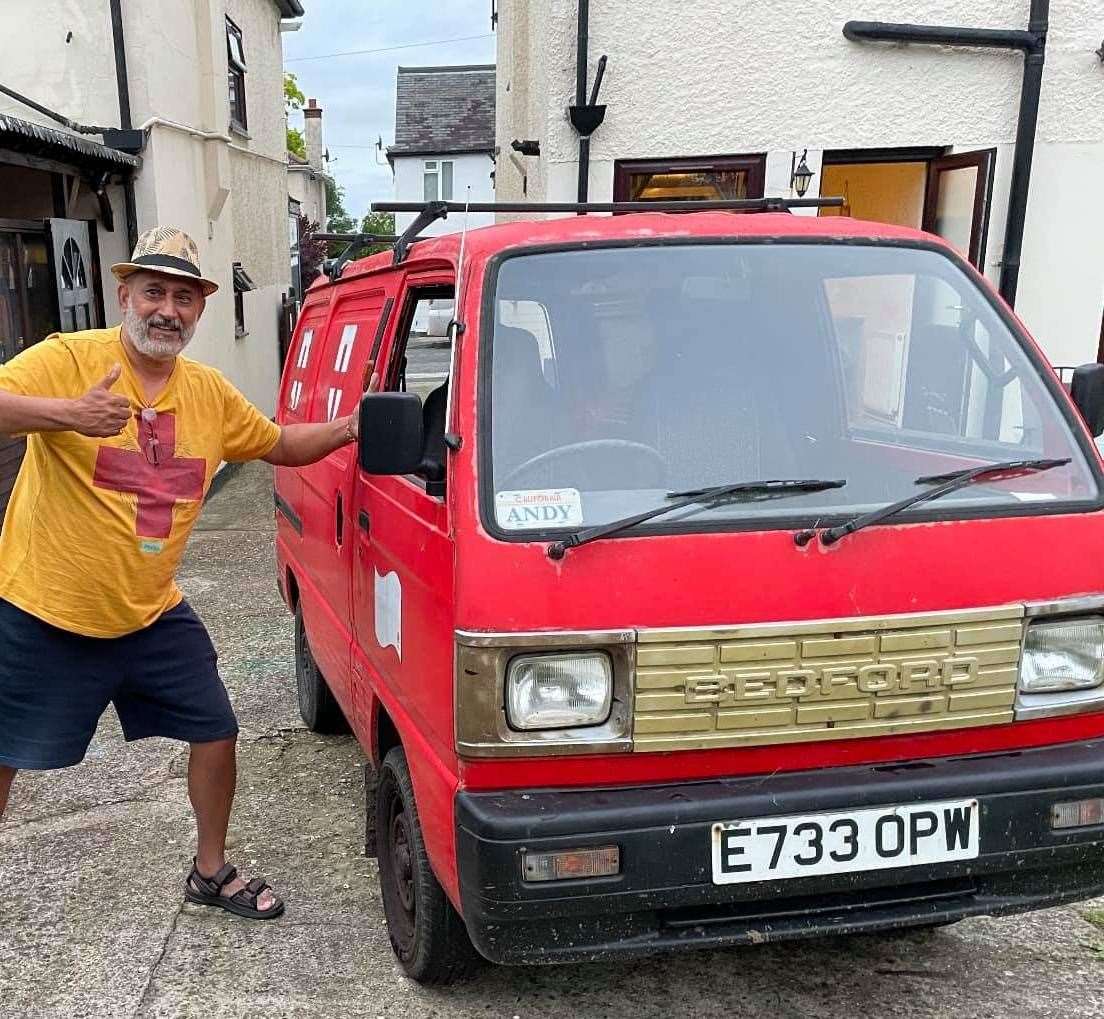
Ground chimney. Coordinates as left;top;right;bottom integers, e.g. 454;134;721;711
304;98;324;171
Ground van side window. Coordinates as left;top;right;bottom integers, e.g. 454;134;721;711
386;285;456;496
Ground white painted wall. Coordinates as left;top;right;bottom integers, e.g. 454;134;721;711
392;153;496;236
0;0;296;414
288;166;327;228
497;0;1104;365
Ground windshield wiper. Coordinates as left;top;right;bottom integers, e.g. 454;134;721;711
547;478;846;559
794;457;1070;548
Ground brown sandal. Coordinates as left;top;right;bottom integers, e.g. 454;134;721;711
185;859;285;920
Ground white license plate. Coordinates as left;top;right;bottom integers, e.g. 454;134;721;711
711;798;980;884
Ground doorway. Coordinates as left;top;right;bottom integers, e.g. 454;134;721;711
820;148;995;268
0;221;56;363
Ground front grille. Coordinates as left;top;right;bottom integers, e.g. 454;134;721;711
633;606;1024;752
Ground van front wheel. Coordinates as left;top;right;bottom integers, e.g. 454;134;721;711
376;747;483;984
294;606;349;734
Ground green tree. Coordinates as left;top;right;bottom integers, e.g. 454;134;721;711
357;211;396;255
325;177;357;254
284;72;306;157
287;127;306;160
284;72;305;109
360;211;395;237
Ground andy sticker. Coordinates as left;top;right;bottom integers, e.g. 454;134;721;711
495;489;584;530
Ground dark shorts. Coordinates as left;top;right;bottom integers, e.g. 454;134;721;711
0;598;238;770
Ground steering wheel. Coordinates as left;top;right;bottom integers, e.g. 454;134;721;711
498;439;668;490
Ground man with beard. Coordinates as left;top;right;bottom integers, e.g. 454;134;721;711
0;227;373;920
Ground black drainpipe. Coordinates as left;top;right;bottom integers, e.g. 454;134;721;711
844;0;1048;308
568;0;608;206
575;0;589;203
109;0;139;252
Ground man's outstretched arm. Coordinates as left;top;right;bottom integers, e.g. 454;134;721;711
262;413;359;467
261;364;378;468
0;365;131;438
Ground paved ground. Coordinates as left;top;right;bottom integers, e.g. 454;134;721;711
2;461;1104;1018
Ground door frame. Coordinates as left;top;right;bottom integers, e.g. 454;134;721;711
922;149;996;270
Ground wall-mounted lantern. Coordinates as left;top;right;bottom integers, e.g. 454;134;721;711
790;149;814;197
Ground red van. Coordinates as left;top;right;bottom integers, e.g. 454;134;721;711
274;199;1104;984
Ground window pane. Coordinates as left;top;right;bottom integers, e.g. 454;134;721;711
21;236;54;349
442;161;454;201
0;236;20;362
932;166;979;258
397;293;455;401
423;169;438;202
226;23;246;67
630;170;748;201
488;244;1096;533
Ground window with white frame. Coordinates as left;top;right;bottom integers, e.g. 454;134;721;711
423;160;454;202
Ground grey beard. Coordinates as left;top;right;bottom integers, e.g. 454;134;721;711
123;305;195;361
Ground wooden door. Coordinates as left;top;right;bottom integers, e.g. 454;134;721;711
48;218;98;332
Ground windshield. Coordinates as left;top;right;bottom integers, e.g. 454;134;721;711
485;243;1098;536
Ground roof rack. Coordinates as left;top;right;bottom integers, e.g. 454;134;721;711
318;232;399;281
372;197;845;263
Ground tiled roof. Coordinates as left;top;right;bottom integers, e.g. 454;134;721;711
389;64;495;158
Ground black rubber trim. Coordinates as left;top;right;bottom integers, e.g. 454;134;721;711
369;296;394;362
274;490;303;535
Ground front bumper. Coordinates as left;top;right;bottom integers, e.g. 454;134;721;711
455;739;1104;964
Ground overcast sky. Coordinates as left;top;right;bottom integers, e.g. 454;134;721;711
283;1;496;222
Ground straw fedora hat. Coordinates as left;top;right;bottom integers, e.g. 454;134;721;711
111;226;219;297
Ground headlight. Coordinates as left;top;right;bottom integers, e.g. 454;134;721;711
1020;618;1104;693
506;652;613;730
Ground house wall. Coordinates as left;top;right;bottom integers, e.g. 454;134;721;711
288;167;327;228
497;0;1104;365
392;153;496;235
0;0;294;414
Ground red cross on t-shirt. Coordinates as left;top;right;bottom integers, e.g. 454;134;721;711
92;412;206;538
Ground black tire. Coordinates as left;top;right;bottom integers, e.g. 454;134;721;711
376;747;484;984
294;606;349;734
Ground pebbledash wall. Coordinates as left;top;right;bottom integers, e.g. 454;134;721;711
0;0;297;415
496;0;1104;368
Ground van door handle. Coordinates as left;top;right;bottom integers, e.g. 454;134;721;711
335;493;344;546
358;510;370;533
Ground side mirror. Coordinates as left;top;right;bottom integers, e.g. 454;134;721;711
1070;364;1104;437
358;393;424;474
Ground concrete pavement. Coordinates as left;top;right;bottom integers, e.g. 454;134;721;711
1;461;1103;1018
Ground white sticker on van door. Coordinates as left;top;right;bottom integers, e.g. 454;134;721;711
495;489;584;530
288;379;303;410
296;329;314;369
326;387;343;421
334;324;358;373
374;569;402;659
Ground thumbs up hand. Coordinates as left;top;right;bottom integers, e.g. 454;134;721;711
70;364;132;437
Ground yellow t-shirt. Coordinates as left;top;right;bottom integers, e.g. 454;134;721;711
0;327;281;637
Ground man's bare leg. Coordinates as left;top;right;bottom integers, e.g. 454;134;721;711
0;766;16;820
186;737;276;911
